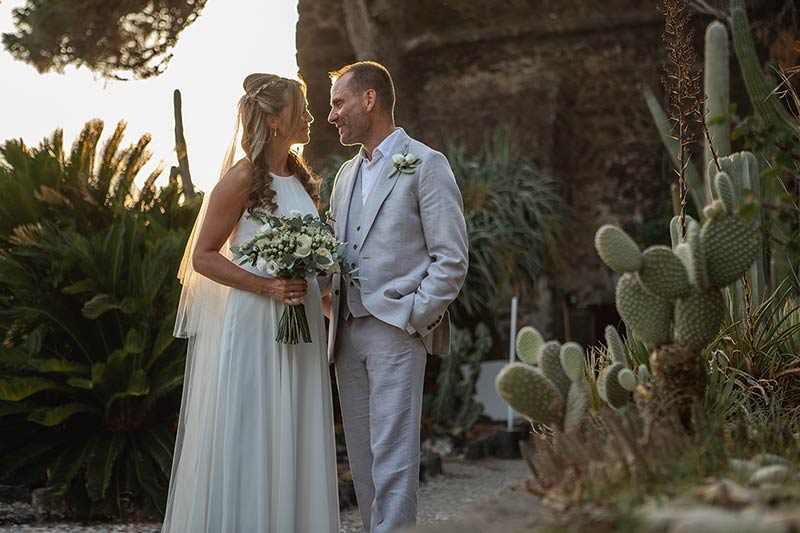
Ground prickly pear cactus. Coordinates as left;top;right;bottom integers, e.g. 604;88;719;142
615;273;673;347
495;326;590;432
595;224;643;273
495;363;564;428
674;288;725;351
597;326;637;409
701;173;760;288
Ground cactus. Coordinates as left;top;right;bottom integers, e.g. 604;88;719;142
704;20;731;190
730;0;797;133
638;246;691;300
614;273;674;348
597;326;637;409
539;341;571;398
596;166;761;414
496;363;564;428
701;172;760;288
637;364;651;385
594;224;643;273
495;327;590;432
515;326;544;365
710;152;766;312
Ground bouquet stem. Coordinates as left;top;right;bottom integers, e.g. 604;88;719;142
276;303;312;344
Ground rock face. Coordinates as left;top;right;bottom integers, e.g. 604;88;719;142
297;0;683;338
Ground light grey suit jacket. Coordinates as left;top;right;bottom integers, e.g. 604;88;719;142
326;128;468;362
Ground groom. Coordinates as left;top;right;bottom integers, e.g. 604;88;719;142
326;61;468;532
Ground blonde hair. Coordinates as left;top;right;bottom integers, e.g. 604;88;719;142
240;73;319;213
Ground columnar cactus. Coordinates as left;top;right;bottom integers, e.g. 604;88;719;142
496;327;589;432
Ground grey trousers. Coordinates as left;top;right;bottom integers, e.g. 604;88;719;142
335;315;427;533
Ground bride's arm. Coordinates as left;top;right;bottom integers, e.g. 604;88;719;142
192;161;307;305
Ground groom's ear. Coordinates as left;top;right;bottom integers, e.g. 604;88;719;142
363;89;377;112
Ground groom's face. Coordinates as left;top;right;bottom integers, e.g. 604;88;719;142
328;73;369;146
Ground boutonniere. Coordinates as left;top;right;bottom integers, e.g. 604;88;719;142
389;144;421;178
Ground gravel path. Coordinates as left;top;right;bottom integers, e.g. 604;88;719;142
341;457;530;532
0;458;531;533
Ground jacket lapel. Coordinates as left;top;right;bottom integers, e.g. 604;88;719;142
358;131;411;248
334;157;362;238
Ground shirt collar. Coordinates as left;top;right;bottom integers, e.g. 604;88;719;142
359;128;403;164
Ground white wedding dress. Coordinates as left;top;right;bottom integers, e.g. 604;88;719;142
163;173;339;533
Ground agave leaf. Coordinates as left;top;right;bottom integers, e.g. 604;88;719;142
0;376;62;401
81;294;123;320
0;400;34;416
61;279;97;295
131;437;166;515
27;403;100;427
106;370;149;411
146;317;177;371
28;358;90;374
139;426;175;478
66;377;94;390
49;440;92;496
85;432;126;501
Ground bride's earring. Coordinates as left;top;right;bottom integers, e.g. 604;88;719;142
273;128;277;138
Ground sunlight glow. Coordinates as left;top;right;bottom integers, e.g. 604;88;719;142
0;0;300;192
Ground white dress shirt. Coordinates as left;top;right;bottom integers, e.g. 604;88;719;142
358;128;404;205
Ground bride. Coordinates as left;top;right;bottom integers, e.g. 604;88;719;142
163;73;339;532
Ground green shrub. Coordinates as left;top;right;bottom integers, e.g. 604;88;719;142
0;120;199;518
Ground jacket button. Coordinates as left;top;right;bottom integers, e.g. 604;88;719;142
356;226;361;231
353;244;358;250
334;289;340;295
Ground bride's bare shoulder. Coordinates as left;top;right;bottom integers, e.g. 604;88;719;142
223;158;254;183
212;158;253;203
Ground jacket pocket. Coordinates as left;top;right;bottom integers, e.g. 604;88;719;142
392;277;420;297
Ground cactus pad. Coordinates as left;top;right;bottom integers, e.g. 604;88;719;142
564;382;590;432
539;341;571;398
701;215;759;288
559;342;586;382
615;273;673;348
713;171;738;214
617;368;637;391
598;362;632;408
495;363;564;428
675;288;725;351
604;325;627;364
515;326;544;365
637;364;651;385
595;224;643;273
638;245;690;300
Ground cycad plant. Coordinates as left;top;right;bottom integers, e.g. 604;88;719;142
445;129;562;321
0;121;199;517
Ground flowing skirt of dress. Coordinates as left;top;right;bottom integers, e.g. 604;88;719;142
163;276;339;532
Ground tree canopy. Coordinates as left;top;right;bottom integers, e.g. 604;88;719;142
2;0;207;80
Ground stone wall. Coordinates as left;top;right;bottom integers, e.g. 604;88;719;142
296;0;692;342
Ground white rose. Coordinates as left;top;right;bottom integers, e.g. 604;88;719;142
264;260;280;276
404;153;417;164
392;153;405;165
316;248;333;267
290;209;303;219
293;234;313;258
258;222;273;234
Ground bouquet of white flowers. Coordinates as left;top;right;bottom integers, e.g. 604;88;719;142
233;210;345;344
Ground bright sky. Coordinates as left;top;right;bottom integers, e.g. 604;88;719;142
0;0;299;193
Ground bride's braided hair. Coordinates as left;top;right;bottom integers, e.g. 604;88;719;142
240;74;320;214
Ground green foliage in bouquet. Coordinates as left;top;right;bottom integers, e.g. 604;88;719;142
0;121;199;518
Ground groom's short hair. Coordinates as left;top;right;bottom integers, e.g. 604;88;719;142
330;61;395;115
